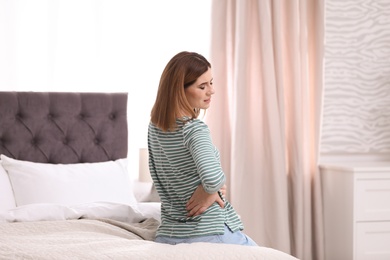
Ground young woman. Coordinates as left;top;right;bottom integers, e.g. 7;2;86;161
148;51;257;246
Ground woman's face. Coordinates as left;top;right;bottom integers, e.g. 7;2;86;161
185;68;214;110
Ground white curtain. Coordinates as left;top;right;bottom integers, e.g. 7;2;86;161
0;0;211;179
207;0;324;259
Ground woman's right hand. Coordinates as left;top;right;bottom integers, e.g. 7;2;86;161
186;184;225;217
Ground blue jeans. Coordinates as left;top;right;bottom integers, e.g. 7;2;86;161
155;224;258;246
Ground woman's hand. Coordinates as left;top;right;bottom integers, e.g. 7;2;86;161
186;184;225;217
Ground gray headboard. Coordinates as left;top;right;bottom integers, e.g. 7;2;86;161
0;92;128;164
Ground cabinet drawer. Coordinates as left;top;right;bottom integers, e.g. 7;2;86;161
355;178;390;221
355;222;390;260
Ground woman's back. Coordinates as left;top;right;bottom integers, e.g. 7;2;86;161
148;118;243;238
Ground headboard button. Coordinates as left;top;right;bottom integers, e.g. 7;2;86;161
16;113;23;119
94;138;100;144
109;114;116;120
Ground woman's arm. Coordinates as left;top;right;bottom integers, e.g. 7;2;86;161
183;120;226;193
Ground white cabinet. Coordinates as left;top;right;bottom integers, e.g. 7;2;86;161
320;162;390;260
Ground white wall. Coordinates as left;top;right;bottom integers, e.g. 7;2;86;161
0;0;211;178
321;0;390;162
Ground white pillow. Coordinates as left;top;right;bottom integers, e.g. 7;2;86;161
133;181;161;202
0;161;16;213
137;202;161;222
0;202;145;223
1;155;138;208
0;203;79;223
72;201;145;223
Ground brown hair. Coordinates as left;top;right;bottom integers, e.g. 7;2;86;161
150;51;211;131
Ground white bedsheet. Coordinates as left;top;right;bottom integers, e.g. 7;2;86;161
0;218;297;260
0;202;298;260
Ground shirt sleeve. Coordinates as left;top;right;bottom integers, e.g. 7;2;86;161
183;119;225;193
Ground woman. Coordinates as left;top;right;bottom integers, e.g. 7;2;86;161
148;51;257;246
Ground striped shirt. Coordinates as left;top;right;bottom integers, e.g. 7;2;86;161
148;118;243;238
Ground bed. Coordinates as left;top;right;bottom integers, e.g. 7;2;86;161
0;92;297;260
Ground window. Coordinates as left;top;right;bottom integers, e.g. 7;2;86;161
0;0;211;178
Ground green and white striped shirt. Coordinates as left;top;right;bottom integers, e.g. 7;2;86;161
148;118;243;238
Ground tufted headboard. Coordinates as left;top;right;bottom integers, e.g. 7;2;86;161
0;92;128;164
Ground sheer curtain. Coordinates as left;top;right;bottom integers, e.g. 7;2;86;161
0;0;211;178
207;0;324;259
